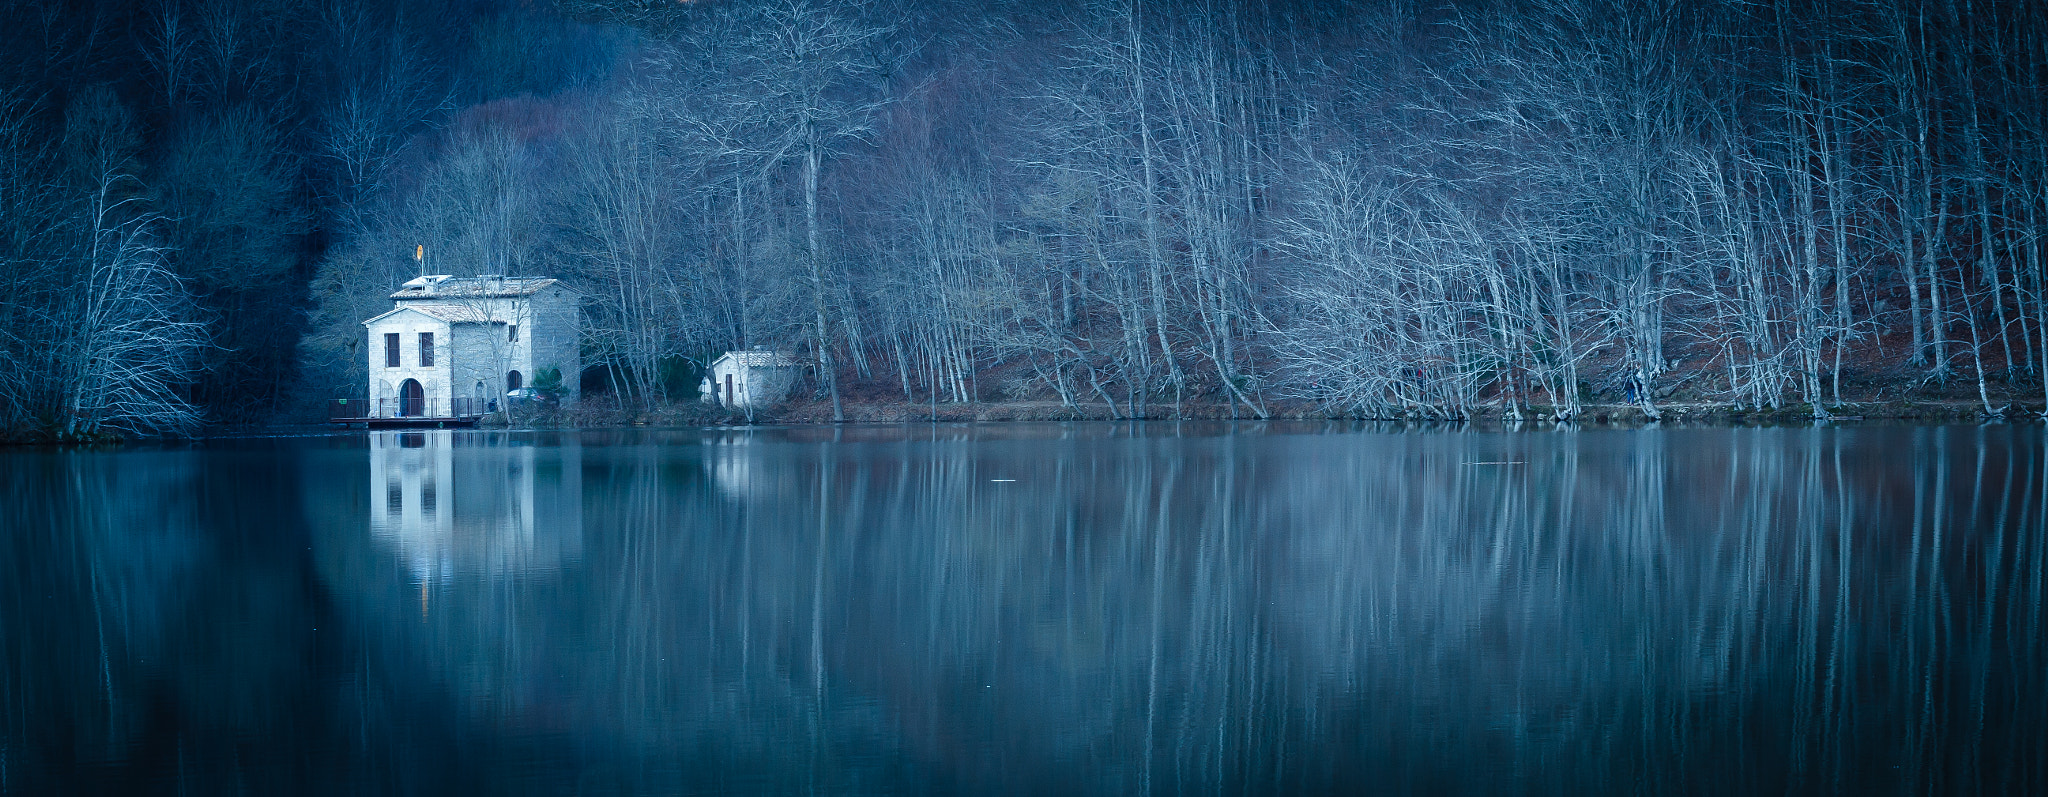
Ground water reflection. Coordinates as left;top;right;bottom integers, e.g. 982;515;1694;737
367;430;582;580
3;425;2046;794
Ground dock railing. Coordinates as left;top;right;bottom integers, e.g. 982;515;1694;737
330;397;491;421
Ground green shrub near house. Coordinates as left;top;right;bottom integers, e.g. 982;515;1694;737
534;366;565;402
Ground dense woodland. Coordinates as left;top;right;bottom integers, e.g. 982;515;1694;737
3;0;2048;437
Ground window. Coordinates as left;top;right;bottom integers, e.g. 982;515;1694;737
506;370;522;391
385;333;401;368
418;332;434;367
508;324;519;343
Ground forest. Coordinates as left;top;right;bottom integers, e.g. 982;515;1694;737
2;0;2046;438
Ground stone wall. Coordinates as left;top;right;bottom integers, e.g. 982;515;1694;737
527;286;582;403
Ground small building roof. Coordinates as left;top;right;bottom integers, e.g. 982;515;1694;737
390;275;559;301
711;349;801;368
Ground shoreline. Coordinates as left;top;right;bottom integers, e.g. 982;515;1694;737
5;397;2038;447
759;398;2027;426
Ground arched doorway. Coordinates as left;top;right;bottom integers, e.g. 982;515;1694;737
506;370;523;391
398;379;425;416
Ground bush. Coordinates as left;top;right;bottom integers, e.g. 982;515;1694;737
533;366;565;402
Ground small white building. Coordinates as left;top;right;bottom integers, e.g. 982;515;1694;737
362;275;579;418
702;349;800;410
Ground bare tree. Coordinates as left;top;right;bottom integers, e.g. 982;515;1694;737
564;90;699;407
734;0;899;422
54;171;206;437
0;87;209;438
1270;150;1490;418
259;0;2048;422
137;0;195;111
152;105;307;415
0;92;64;432
312;2;450;215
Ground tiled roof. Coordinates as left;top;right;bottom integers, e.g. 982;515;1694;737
400;303;503;323
389;275;558;300
362;303;503;326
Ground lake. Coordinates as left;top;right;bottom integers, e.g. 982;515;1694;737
3;423;2045;794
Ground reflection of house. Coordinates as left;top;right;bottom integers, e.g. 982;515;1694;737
368;430;582;580
361;275;579;419
701;349;800;409
706;433;771;499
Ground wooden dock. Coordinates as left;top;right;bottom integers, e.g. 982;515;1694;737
330;398;486;429
358;415;481;429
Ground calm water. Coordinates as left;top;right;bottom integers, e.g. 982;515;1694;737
4;423;2045;795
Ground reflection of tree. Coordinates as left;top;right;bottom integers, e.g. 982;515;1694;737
0;447;328;790
6;427;2043;791
299;425;2048;793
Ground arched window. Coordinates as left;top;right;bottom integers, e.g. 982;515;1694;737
506;370;523;391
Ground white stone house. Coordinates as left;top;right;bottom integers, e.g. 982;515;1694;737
701;349;800;410
362;275;579;417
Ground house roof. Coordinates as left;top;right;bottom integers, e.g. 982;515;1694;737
389;275;559;300
712;349;801;368
362;306;445;327
361;303;504;327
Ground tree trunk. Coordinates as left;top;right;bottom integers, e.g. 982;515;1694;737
805;141;844;422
